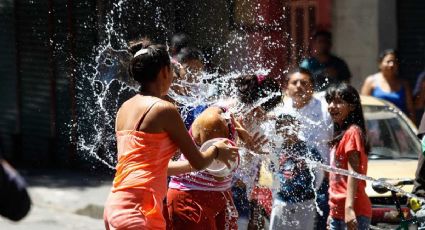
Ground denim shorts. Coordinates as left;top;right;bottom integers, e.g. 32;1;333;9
329;216;370;230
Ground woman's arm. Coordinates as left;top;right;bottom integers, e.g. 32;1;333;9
360;76;374;96
167;160;192;176
346;150;361;229
161;104;238;170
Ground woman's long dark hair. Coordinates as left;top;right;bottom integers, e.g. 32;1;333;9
325;83;368;153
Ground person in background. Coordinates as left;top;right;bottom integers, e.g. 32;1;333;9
269;114;322;230
175;47;204;78
169;47;208;129
413;70;425;124
170;33;190;59
272;67;332;230
325;83;371;230
361;49;416;122
103;39;238;230
234;75;282;230
217;74;282;229
174;47;205;96
300;30;352;91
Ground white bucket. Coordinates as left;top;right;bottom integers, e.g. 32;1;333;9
199;138;239;177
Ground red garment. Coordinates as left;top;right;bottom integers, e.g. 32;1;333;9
250;186;273;216
166;188;238;230
329;125;372;220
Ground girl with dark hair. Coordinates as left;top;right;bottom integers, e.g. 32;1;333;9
228;74;283;229
103;39;238;230
234;74;282;114
361;49;415;122
325;84;371;230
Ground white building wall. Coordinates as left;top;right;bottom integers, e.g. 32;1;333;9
331;0;397;90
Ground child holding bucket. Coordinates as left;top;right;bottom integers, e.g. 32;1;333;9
103;40;238;230
269;114;322;230
325;83;371;230
167;106;240;230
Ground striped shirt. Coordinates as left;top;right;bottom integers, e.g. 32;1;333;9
169;106;237;191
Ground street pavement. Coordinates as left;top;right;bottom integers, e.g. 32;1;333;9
0;169;113;229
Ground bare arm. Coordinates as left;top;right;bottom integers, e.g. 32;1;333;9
345;150;360;228
360;76;374;96
167;160;192;176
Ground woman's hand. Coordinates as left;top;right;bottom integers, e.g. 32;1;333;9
212;139;239;168
345;206;358;230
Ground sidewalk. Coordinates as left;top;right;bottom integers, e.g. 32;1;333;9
0;168;113;229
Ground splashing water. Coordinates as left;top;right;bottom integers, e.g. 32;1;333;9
308;160;425;203
73;1;422;228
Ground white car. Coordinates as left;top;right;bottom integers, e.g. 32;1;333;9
362;95;420;224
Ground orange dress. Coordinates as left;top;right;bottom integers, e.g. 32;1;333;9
104;101;178;230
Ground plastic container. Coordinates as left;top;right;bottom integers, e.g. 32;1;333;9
199;138;239;177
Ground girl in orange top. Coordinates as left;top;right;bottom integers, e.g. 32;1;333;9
325;84;372;230
103;40;238;230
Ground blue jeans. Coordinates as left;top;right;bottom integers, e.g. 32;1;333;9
329;216;371;230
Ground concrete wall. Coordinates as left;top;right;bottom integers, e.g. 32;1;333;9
331;0;397;90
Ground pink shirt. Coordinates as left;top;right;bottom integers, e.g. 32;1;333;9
329;125;372;219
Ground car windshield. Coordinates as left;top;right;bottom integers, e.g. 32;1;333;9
363;105;420;159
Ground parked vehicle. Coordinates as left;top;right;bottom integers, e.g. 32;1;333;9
362;96;420;226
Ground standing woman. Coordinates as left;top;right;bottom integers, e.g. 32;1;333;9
361;49;415;122
325;84;372;230
103;40;238;230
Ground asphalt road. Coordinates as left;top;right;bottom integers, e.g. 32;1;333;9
0;206;103;230
0;169;111;230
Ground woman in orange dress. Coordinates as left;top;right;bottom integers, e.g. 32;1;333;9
103;40;238;230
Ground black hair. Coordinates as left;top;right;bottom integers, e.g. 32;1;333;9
276;114;300;127
312;30;332;42
171;61;181;79
171;33;190;55
235;75;282;112
176;47;204;64
378;49;398;62
127;39;170;91
258;77;282;112
235;75;260;104
325;83;368;153
286;66;315;86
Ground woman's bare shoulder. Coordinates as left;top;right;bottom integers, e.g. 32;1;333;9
154;99;178;112
364;73;378;85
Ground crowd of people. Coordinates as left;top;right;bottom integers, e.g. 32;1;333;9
102;30;424;230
